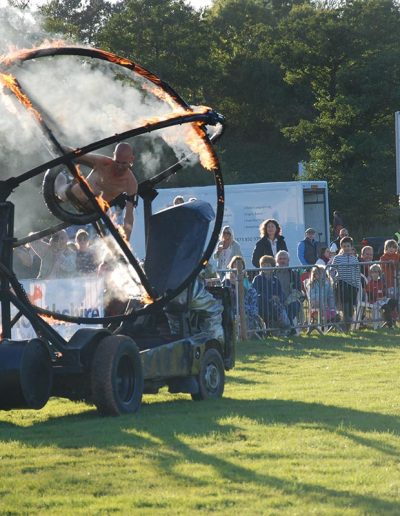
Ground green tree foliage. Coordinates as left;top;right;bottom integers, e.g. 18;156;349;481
203;0;304;183
95;0;210;100
41;0;114;43
35;0;400;226
270;0;400;223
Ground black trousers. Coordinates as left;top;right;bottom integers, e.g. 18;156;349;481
336;280;358;325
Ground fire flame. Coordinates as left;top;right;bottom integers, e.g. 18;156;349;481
184;120;218;171
0;72;42;122
141;292;154;305
137;106;218;171
0;42;218;171
109;210;130;246
142;82;180;111
39;314;70;325
0;40;68;66
75;166;110;212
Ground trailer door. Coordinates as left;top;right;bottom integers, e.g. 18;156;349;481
303;186;329;247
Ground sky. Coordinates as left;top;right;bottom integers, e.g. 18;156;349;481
187;0;213;8
0;0;214;9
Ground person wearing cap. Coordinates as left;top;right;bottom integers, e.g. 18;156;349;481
213;225;242;274
297;228;318;266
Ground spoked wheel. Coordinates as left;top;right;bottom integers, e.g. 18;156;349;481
91;335;144;416
42;165;99;225
192;348;225;401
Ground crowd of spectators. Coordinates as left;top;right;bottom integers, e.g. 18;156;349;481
12;202;400;337
13;227;101;280
213;217;400;336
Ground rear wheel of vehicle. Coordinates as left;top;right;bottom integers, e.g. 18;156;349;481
42;166;99;225
91;335;144;416
192;348;225;401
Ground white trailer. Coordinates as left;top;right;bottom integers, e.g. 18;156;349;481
131;181;330;267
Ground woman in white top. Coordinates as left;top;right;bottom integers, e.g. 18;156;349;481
213;225;242;274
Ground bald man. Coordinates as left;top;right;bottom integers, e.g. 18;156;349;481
56;142;138;239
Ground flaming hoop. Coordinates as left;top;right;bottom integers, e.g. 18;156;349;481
0;45;225;324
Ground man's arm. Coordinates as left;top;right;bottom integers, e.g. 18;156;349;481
63;145;111;169
123;173;138;240
297;241;307;265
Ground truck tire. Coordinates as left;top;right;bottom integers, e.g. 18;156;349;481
192;348;225;401
91;335;144;416
42;166;98;225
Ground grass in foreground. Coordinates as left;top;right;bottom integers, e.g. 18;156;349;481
0;329;400;514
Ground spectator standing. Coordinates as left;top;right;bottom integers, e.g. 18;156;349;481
224;256;258;331
275;250;303;326
316;247;330;266
331;236;361;331
251;218;287;268
365;264;397;328
297;228;318;266
360;245;374;278
330;228;349;254
380;239;400;298
333;210;344;237
305;266;337;323
13;244;41;279
75;229;97;275
30;230;76;279
213;225;242;273
252;255;290;331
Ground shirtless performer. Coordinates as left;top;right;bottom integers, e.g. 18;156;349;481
56;142;138;240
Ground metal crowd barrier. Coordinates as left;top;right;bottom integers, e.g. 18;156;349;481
215;260;399;339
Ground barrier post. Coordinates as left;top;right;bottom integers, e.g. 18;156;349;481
237;268;248;340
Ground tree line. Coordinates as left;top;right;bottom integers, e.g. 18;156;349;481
10;0;400;228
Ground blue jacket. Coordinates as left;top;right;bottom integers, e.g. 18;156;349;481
297;238;317;265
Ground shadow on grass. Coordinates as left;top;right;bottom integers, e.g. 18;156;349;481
0;396;399;512
0;397;398;452
239;328;400;361
0;397;399;512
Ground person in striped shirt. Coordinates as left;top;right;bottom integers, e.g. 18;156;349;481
331;236;361;331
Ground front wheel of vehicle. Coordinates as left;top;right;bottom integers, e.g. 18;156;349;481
91;335;144;416
191;348;225;401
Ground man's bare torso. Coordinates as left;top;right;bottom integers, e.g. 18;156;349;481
87;158;137;202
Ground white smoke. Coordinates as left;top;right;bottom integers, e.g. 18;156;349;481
91;235;145;304
0;6;214;313
0;6;207;239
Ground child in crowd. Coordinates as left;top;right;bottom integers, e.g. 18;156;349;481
366;263;397;328
305;266;337;324
75;229;97;275
252;255;291;332
380;239;400;298
331;236;361;331
315;247;331;266
223;255;259;329
275;250;304;327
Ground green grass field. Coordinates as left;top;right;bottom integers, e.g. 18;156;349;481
1;329;399;515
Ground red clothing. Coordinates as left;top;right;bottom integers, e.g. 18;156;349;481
365;278;385;303
380;253;400;289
